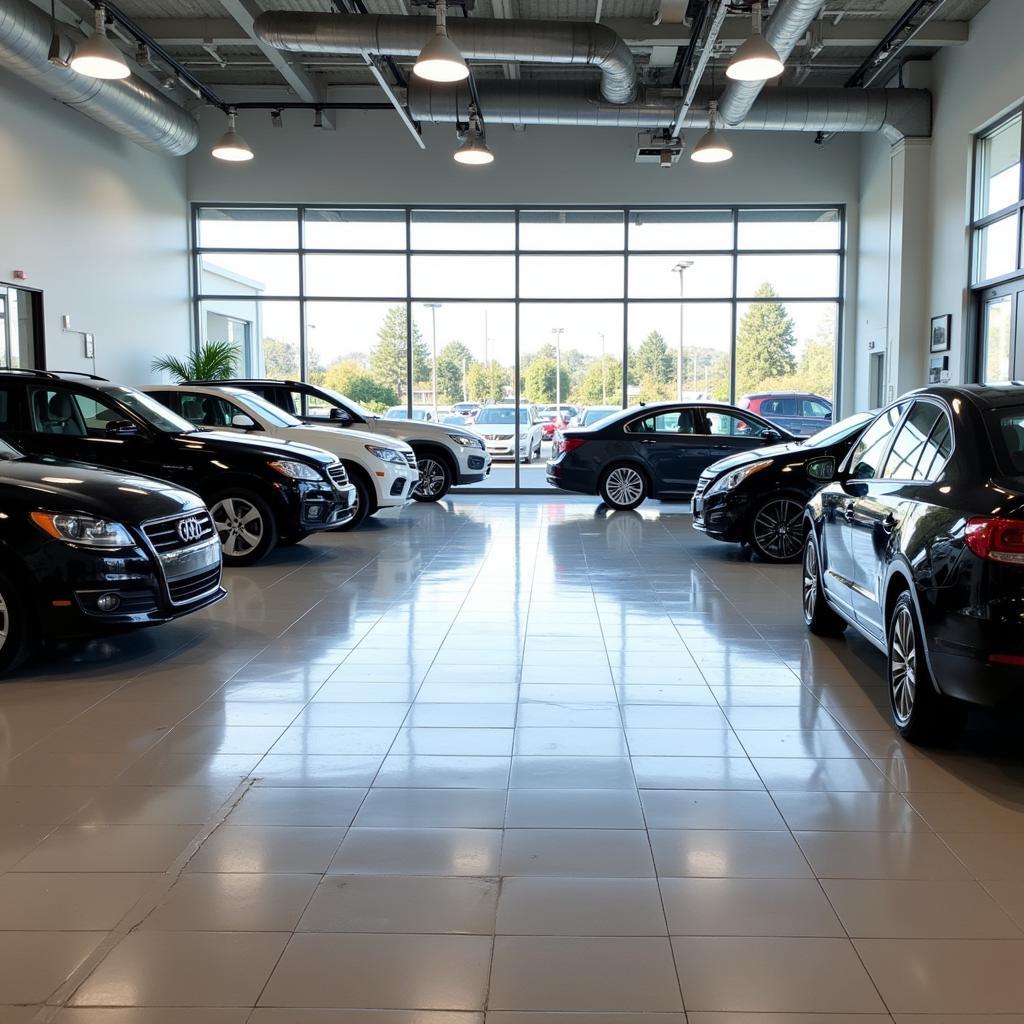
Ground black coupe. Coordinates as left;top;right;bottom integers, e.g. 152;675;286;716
546;401;794;510
802;385;1024;743
693;411;874;562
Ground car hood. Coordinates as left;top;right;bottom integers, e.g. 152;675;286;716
363;417;479;446
276;424;414;455
701;440;805;477
0;456;205;521
475;425;519;437
197;430;339;465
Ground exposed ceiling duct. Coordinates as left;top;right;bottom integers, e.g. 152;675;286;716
408;81;931;142
0;0;197;156
253;11;638;104
718;0;825;128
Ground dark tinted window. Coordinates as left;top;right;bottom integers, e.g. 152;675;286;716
848;405;906;480
803;399;831;418
997;408;1024;472
177;391;241;428
626;409;704;434
917;414;953;480
762;398;797;415
882;403;945;480
29;388;86;436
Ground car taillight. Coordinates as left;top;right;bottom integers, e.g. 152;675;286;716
989;653;1024;667
965;517;1024;565
561;438;586;454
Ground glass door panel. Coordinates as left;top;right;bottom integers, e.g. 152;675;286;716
982;294;1013;383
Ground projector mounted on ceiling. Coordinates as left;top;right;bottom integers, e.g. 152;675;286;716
635;131;684;168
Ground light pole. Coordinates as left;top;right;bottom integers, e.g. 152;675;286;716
424;302;442;418
462;355;468;402
598;331;607;403
551;327;565;411
672;261;694;401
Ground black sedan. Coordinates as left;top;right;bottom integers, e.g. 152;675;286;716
546;401;794;510
0;436;224;675
802;385;1024;743
0;370;355;566
693;411;874;563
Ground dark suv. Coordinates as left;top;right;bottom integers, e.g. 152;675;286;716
739;392;833;437
0;371;355;566
0;435;224;675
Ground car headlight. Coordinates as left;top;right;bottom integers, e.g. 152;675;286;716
269;459;323;481
365;445;406;464
705;459;773;497
30;511;133;548
449;433;483;449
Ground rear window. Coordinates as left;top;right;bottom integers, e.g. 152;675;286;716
995;407;1024;473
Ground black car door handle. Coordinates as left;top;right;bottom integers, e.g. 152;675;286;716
638;438;657;445
843;503;857;522
880;513;897;534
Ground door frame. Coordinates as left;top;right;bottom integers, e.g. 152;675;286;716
975;276;1024;382
0;281;46;369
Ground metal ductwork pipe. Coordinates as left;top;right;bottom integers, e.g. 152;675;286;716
718;0;825;128
0;0;198;156
408;81;931;140
254;11;638;104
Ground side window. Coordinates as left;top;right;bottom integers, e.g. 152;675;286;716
847;405;906;480
707;410;763;436
0;387;11;429
627;410;701;434
882;403;944;480
176;392;238;429
29;388;87;437
913;410;953;481
804;399;831;418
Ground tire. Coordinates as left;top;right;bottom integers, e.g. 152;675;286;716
413;452;452;502
210;490;278;567
888;591;964;744
333;470;371;532
801;534;846;637
749;495;807;563
534;440;542;460
600;463;648;511
522;444;532;465
0;572;31;677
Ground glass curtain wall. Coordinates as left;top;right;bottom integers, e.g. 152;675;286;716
193;205;844;490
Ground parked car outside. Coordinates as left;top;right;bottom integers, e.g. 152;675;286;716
145;384;416;530
547;401;794;510
0;370;353;566
802;385;1024;743
452;402;482;421
0;435;224;674
385;406;434;421
473;404;546;463
739;392;833;437
568;406;622;429
693;410;875;562
196;379;490;501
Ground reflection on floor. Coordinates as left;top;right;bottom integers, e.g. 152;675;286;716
2;495;1024;1021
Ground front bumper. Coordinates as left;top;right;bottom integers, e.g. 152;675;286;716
290;480;356;531
372;459;419;509
454;446;491;484
693;489;752;543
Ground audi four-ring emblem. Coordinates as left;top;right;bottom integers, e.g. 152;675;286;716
177;517;204;544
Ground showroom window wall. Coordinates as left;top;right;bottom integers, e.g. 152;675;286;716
193;205;844;490
971;110;1024;384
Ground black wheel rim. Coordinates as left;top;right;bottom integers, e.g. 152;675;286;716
753;499;805;560
415;458;446;497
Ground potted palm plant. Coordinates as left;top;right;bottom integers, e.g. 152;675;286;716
152;341;239;382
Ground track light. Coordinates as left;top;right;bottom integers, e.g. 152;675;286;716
271;109;283;128
727;2;784;83
414;2;469;83
211;108;254;162
454;106;493;165
70;5;130;80
691;100;733;163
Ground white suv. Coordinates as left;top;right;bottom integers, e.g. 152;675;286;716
473;404;545;462
203;380;492;500
145;384;417;530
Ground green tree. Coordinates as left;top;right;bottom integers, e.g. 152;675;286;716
466;360;510;403
323;359;397;412
631;330;675;387
369;306;430;398
434;341;475;404
259;337;299;379
523;357;570;404
735;283;798;394
574;356;623;405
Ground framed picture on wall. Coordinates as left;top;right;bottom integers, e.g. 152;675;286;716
930;314;952;353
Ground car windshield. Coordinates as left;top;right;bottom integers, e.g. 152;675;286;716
230;390;302;428
582;407;620;426
101;386;196;433
475;407;527;425
0;437;21;460
316;386;375;421
804;412;874;447
994;406;1024;473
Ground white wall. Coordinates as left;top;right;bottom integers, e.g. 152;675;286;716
853;0;1024;408
0;68;191;383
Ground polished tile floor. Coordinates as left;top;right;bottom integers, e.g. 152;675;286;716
2;495;1024;1023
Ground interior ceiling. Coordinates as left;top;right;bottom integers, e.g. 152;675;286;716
67;0;992;95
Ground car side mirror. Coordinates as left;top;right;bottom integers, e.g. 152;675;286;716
104;419;140;437
329;407;352;424
232;413;256;429
760;428;782;442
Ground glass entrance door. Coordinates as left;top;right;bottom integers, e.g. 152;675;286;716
0;285;40;369
980;280;1024;382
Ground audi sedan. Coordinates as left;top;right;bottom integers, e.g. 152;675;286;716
802;385;1024;743
546;401;793;510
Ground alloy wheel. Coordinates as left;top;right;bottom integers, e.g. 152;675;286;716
211;497;264;558
605;467;644;507
890;604;917;727
753;498;805;560
802;541;818;623
415;457;446;498
0;591;8;654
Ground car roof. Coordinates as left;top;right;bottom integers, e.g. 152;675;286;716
905;383;1024;410
742;391;830;400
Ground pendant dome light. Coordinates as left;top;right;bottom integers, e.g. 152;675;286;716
211;107;254;162
414;2;469;83
70;4;130;80
726;2;784;83
691;100;733;163
454;104;493;165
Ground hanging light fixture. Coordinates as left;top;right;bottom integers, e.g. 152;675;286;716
691;100;733;163
70;4;130;80
727;2;784;82
414;1;469;83
211;107;254;162
454;105;493;165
